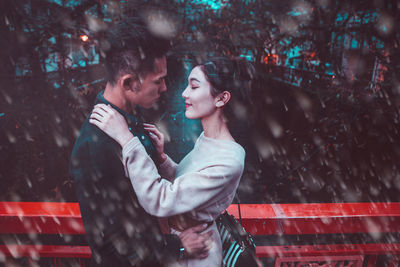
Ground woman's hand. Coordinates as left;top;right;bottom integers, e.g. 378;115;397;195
89;104;134;147
143;123;167;163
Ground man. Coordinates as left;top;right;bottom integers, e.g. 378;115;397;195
70;18;210;266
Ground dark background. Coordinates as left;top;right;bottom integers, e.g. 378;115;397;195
1;0;399;204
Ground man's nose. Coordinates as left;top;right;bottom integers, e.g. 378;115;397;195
160;80;167;93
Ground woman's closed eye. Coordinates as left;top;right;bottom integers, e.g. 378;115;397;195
189;83;199;89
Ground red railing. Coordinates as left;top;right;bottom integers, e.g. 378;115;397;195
1;202;399;266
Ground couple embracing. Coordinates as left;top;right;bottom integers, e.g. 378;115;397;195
70;17;252;267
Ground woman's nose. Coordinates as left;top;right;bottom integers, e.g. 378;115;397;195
182;87;189;99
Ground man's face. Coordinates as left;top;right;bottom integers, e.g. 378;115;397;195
132;56;167;109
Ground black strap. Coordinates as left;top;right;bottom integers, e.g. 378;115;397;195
235;193;242;225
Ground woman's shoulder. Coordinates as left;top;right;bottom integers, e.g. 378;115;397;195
197;136;245;170
199;133;245;156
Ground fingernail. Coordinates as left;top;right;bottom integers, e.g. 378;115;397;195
202;223;208;228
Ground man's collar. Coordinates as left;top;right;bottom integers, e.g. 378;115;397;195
96;90;140;127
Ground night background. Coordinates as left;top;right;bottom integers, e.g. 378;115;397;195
1;0;399;206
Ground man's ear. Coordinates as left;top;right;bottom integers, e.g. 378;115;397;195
215;91;231;108
119;74;140;92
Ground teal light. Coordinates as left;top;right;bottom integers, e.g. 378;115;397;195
288;10;302;16
284;46;302;57
351;38;359;49
47;0;82;7
191;0;222;10
47;0;63;5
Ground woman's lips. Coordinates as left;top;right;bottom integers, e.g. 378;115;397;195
185;104;191;109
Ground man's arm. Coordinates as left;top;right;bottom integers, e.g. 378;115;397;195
71;135;179;265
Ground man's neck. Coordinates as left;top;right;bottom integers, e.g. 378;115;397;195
103;83;135;114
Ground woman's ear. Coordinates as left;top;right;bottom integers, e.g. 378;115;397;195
215;91;231;108
119;74;141;92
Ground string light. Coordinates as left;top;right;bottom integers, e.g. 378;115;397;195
80;35;89;42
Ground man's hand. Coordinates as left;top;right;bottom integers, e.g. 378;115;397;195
179;224;213;259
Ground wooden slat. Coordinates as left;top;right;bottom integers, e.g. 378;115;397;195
1;243;399;260
0;245;91;258
256;243;400;258
1;202;399;235
226;203;400;235
0;202;81;217
0;202;84;234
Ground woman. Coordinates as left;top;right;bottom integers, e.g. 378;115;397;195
90;57;251;266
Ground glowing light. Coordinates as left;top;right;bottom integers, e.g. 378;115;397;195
80;35;89;42
192;0;223;10
263;54;279;64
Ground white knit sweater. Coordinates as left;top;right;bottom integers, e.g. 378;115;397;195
122;131;245;222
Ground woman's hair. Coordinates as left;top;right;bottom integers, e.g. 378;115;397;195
198;57;255;123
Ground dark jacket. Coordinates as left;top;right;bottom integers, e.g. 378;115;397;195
70;92;181;266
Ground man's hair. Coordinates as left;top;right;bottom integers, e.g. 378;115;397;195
101;17;170;85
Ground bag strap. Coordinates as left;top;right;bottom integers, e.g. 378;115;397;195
235;193;243;225
222;192;243;225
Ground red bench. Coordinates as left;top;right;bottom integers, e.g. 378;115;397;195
1;202;399;266
227;203;400;266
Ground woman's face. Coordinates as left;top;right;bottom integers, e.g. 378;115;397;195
182;66;218;120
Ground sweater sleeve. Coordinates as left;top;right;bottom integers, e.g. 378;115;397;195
158;154;178;182
122;137;243;218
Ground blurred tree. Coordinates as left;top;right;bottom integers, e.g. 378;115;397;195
0;0;105;201
0;0;399;203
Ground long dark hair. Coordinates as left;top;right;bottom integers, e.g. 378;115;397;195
199;57;255;124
